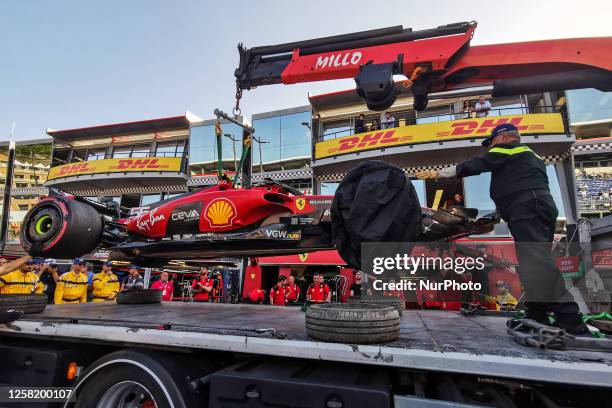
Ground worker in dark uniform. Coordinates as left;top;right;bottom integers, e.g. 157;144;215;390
417;123;588;334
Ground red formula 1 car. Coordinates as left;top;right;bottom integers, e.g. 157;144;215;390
20;175;498;265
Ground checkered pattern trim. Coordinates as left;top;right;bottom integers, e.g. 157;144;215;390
316;153;570;181
0;186;49;197
69;185;188;196
188;169;313;186
573;142;612;153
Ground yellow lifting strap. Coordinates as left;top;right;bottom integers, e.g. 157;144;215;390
489;146;543;160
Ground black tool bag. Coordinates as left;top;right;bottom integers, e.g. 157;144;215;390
331;161;422;270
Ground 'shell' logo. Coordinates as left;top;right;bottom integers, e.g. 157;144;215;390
441;117;544;137
296;198;307;211
56;163;95;176
112;158;169;171
205;198;237;227
330;131;410;154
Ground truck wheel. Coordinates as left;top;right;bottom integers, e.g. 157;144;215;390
306;303;400;344
353;295;405;315
116;289;162;304
72;351;190;408
0;294;47;314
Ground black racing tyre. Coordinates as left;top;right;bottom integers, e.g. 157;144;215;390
0;294;47;314
305;303;400;344
21;196;104;258
348;295;405;315
116;289;163;304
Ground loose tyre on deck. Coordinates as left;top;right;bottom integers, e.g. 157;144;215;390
348;295;405;315
116;289;163;304
0;294;48;314
306;303;400;344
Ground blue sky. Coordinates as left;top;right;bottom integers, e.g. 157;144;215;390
1;0;610;140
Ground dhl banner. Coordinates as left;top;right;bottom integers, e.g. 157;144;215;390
47;157;183;180
315;113;565;159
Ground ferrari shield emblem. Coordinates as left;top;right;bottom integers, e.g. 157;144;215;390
298;253;308;262
296;198;307;211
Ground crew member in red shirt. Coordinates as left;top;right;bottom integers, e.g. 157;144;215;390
285;275;300;304
270;275;288;306
192;267;213;302
246;288;266;304
151;271;174;301
307;273;331;303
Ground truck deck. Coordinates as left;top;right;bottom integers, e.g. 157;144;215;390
1;302;611;387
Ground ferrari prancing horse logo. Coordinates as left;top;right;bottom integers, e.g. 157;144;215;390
296;198;307;211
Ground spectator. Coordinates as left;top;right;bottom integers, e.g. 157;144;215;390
92;261;120;302
40;259;60;304
285;275;301;304
192;267;213;302
270;275;288;306
349;271;372;297
461;100;474;119
54;259;88;304
354;114;366;134
121;265;144;291
0;258;43;295
246;288;266;304
0;255;32;277
86;262;95;301
369;119;379;131
452;193;465;207
307;273;331;303
382;112;396;129
474;96;492;118
151;271;173;301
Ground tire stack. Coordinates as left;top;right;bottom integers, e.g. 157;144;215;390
0;294;47;324
305;303;400;344
348;295;405;315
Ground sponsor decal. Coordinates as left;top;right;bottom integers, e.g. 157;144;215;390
314;113;565;159
263;229;301;240
309;199;332;205
182;234;194;239
296;198;307;211
315;51;362;70
172;234;181;240
298;253;309;262
47;157;182;180
135;208;165;231
172;209;199;222
205;198;237;227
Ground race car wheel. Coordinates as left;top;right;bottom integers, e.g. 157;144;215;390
306;303;400;344
0;294;47;314
116;289;163;305
21;196;104;258
348;295;405;315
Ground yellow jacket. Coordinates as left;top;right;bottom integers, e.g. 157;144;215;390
0;270;44;295
92;271;120;302
54;271;88;304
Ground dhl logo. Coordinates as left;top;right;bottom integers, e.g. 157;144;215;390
56;162;96;176
328;130;411;154
110;158;170;171
438;117;545;137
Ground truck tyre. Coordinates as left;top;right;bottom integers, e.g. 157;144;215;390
349;295;405;315
0;294;47;314
116;289;163;304
72;350;200;408
0;309;23;324
306;303;400;344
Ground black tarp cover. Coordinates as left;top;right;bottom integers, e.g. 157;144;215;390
331;161;422;270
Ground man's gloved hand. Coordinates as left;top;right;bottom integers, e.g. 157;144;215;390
416;170;439;180
28;241;44;255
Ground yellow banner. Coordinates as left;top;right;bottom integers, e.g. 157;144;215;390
315;113;565;159
47;157;183;180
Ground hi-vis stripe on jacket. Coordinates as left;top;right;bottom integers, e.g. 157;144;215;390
54;271;88;304
0;270;44;294
455;141;549;204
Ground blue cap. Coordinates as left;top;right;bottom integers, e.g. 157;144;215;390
129;264;141;270
26;259;37;265
32;257;44;265
103;261;113;266
73;258;86;265
482;123;519;147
